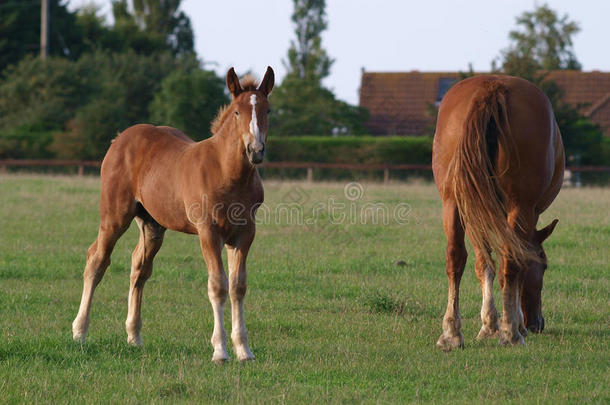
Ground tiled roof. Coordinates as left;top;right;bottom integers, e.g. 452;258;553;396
359;70;610;136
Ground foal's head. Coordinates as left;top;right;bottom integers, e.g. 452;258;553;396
521;219;558;333
226;66;274;165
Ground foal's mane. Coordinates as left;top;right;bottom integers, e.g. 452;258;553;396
211;75;259;134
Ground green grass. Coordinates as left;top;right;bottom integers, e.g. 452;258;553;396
0;174;608;403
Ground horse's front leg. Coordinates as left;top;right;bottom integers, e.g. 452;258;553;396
226;227;256;362
199;229;229;363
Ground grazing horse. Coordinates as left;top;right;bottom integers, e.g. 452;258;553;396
432;75;564;349
72;67;274;362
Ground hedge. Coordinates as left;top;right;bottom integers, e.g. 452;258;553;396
266;135;610;167
265;136;433;164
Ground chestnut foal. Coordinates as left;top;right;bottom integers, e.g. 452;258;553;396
72;67;274;362
433;75;563;350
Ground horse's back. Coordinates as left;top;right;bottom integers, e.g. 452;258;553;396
99;124;197;230
103;124;192;173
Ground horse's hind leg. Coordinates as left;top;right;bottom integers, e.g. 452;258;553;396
474;248;499;339
72;212;134;342
72;183;136;343
125;213;165;346
437;200;467;351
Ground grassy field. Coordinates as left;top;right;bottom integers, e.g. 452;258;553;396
0;174;608;403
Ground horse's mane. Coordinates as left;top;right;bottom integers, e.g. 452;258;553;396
211;75;259;134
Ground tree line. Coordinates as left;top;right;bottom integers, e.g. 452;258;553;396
0;0;367;160
0;1;605;165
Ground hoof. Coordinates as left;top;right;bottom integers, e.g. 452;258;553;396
72;318;88;343
235;346;255;362
519;325;529;338
476;325;499;340
498;330;525;346
127;335;143;347
72;332;86;344
436;333;464;351
212;350;230;364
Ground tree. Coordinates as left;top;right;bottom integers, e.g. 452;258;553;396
51;50;183;159
0;0;84;72
272;0;367;135
113;0;194;56
284;0;333;82
149;68;229;140
499;4;581;78
496;4;602;163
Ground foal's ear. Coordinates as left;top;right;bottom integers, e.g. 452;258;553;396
535;219;559;244
258;66;275;97
226;67;242;98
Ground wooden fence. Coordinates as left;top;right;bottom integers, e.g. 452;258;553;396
1;159;609;183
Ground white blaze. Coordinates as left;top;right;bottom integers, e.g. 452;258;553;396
249;94;262;144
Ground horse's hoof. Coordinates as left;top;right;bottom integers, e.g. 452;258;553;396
476;325;499;340
72;332;86;344
498;331;525;346
212;350;230;364
72;319;88;343
235;346;255;362
212;357;230;365
436;333;464;351
127;335;143;347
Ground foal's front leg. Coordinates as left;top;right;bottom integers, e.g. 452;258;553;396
226;230;255;361
199;229;229;363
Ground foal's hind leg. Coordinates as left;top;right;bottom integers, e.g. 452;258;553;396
125;215;165;346
474;248;499;339
226;228;256;361
72;179;136;343
437;201;467;350
72;212;134;342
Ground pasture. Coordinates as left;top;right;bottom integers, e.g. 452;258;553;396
0;174;608;403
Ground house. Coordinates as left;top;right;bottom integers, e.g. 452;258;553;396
359;70;610;136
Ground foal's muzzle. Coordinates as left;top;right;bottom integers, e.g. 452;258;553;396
247;143;265;164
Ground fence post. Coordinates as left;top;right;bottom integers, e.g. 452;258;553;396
383;168;389;184
307;167;313;183
77;164;84;176
0;164;6;174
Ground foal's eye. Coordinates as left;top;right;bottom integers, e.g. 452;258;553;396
234;111;239;116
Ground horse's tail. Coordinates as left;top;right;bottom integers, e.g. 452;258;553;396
445;80;537;269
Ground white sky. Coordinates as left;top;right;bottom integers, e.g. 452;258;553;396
70;0;610;105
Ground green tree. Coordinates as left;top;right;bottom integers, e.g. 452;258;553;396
499;3;581;77
51;50;183;159
0;0;85;72
496;3;602;163
112;0;194;56
149;68;229;140
272;0;367;136
284;0;333;82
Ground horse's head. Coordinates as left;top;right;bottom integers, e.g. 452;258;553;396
521;219;558;333
226;66;274;165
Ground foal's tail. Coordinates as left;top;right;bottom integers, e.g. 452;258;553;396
445;79;536;269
